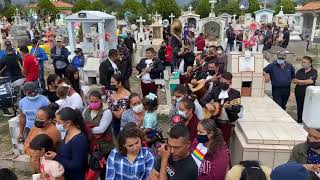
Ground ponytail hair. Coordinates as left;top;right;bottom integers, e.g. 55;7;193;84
240;160;267;180
56;107;86;133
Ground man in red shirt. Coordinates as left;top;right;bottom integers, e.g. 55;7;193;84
195;33;206;52
20;46;39;82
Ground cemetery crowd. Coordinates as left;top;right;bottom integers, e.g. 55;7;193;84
0;19;320;180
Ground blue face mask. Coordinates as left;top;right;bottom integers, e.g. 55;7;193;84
56;123;67;139
277;59;285;65
177;110;187;119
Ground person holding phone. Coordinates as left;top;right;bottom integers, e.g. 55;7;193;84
149;124;198;180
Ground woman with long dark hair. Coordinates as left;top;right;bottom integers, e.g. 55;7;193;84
66;65;81;95
226;160;270;180
44;107;88;180
190;119;229;180
106;74;131;136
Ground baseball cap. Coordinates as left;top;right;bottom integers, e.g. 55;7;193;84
4;41;12;47
74;48;82;53
23;81;38;92
271;162;310;180
55;36;63;42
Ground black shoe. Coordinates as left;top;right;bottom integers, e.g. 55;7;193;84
3;109;13;117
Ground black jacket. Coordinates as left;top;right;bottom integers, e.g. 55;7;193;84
50;46;69;68
117;54;132;81
136;57;163;79
99;58;117;88
200;86;241;122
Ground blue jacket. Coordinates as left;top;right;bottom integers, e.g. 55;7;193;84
50;46;70;68
71;55;85;68
30;47;48;63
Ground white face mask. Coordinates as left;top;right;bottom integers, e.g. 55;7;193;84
177;110;187;119
132;104;144;113
56;123;67;139
217;50;223;55
27;94;40;100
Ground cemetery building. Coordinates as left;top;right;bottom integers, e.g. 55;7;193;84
296;1;320;42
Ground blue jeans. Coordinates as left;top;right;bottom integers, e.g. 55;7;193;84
39;61;45;89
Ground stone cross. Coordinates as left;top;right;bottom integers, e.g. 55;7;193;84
154;11;161;23
280;5;283;12
188;5;193;13
233;14;237;23
264;0;267;9
169;13;175;24
209;0;217;17
136;16;146;33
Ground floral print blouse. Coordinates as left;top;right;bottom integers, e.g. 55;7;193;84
106;90;129;111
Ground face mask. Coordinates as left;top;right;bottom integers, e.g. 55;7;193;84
197;134;209;144
27;94;39;100
217;50;223;55
109;85;118;91
177;110;187;119
277;59;285;65
89;102;101;110
208;70;215;75
176;97;183;104
302;64;310;69
307;138;320;150
34;120;46;128
132;104;144;113
220;83;229;91
56;123;67;139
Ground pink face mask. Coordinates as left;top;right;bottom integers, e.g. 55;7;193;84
89;102;101;110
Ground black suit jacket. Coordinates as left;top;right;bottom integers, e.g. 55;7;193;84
99;58;116;88
136;57;163;79
117;54;132;81
200;86;241;122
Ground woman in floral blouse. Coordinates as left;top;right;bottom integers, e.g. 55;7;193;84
106;74;131;136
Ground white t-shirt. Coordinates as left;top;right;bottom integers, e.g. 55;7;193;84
56;97;73;110
69;93;84;111
141;59;153;84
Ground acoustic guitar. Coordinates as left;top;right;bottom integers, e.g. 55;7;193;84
203;98;241;119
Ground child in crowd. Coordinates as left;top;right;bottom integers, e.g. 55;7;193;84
142;93;160;140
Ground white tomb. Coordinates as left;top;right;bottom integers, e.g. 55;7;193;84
179;6;201;32
254;9;275;24
218;13;233;26
197;16;225;45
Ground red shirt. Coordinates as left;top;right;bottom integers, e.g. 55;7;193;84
165;45;173;62
186;113;199;142
196;36;206;52
23;54;39;82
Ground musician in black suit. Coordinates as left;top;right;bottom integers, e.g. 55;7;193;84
99;49;120;90
136;47;163;97
200;72;242;144
116;45;132;91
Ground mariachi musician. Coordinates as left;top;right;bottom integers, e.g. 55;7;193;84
136;47;163;97
200;72;241;145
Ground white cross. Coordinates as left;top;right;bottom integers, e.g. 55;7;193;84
136;16;146;33
209;0;217;10
188;5;193;13
264;0;267;9
280;5;283;12
154;11;161;23
169;13;175;24
233;14;237;22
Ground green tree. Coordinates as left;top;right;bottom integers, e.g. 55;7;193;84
274;0;296;14
215;1;240;16
245;0;260;13
154;0;180;20
118;0;148;24
90;0;107;11
36;0;58;22
72;0;90;12
196;0;210;18
1;4;16;22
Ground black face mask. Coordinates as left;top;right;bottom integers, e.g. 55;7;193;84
307;138;320;150
208;70;215;75
220;83;229;91
34;120;46;128
109;85;118;91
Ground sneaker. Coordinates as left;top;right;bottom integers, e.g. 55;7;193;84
3;109;13;117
